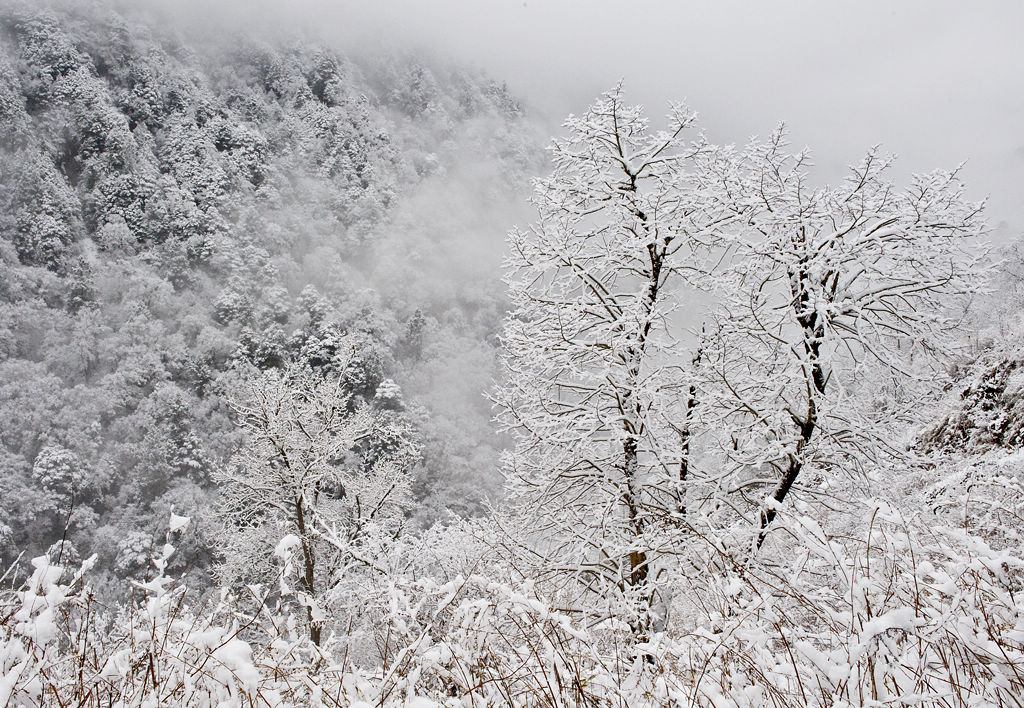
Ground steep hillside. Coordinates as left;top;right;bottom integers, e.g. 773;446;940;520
922;353;1024;452
0;0;541;585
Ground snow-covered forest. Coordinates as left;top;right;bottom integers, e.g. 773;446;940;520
1;1;1022;706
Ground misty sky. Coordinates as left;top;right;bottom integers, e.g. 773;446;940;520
158;0;1024;236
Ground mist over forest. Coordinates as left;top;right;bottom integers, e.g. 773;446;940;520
1;1;1022;706
0;0;544;575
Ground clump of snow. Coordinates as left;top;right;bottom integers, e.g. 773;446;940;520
274;534;301;560
169;511;191;533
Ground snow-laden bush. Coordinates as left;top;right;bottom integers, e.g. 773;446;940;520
660;505;1024;707
363;506;1024;707
1;509;1021;707
0;514;367;706
1;554;94;705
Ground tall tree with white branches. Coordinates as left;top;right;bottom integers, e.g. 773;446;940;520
493;86;716;638
695;129;988;550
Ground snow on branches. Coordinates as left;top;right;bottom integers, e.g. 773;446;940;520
698;130;988;548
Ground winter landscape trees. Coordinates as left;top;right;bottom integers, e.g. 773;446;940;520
493;87;988;649
0;0;530;577
1;2;1022;706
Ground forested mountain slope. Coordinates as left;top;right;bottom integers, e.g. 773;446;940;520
0;0;540;587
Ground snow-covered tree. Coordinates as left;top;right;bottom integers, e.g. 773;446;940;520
493;86;715;638
216;350;416;644
694;129;988;549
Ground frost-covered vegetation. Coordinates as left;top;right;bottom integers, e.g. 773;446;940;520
1;2;1023;707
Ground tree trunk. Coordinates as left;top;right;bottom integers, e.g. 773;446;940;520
294;495;322;645
758;258;826;548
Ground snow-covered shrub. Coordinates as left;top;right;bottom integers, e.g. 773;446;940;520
0;517;342;707
658;505;1024;707
924;449;1024;550
2;506;1021;707
0;554;93;705
362;574;636;706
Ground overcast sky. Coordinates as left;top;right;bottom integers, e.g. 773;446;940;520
161;0;1024;235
